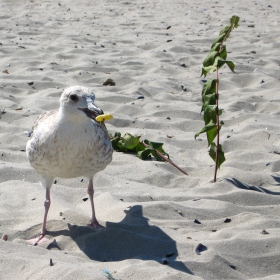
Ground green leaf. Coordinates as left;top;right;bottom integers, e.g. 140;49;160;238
215;57;226;68
113;132;121;137
220;45;227;60
140;139;170;161
144;139;170;159
201;67;208;78
202;92;217;111
195;118;220;146
225;60;235;72
210;43;227;57
202;79;217;97
206;125;218;146
151;150;166;162
201;79;217;111
219;24;231;36
213;57;236;73
118;133;140;150
138;148;152;160
230;15;240;28
217;58;235;72
204;105;217;125
203;51;219;67
111;132;122;150
144;139;163;150
135;142;145;152
211;43;222;52
209;142;225;168
201;65;217;77
211;34;225;49
195;120;217;146
195;121;216;138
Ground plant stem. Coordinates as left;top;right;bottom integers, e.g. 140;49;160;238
214;67;220;183
142;142;188;176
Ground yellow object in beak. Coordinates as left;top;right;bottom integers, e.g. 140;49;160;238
95;113;113;122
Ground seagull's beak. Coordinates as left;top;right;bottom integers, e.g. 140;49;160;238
78;99;104;120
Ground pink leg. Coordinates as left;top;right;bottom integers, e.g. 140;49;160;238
41;188;51;236
28;188;51;245
87;179;105;229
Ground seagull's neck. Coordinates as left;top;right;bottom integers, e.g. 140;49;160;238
58;107;87;123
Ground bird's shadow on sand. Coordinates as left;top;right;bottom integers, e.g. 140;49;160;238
48;205;192;274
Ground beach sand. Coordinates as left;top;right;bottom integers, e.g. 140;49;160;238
1;0;280;279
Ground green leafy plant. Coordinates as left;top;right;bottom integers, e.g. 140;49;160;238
111;132;188;175
195;15;239;182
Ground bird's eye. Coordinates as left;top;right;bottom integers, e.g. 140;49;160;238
69;94;79;102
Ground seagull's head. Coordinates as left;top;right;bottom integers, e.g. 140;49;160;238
59;86;103;121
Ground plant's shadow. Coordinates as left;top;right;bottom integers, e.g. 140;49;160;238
226;177;280;195
48;205;192;274
271;175;280;186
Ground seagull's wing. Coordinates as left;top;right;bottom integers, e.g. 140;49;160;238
30;110;57;136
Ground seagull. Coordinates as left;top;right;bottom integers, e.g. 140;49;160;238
26;86;113;245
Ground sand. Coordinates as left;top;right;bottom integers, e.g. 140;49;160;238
1;0;280;279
